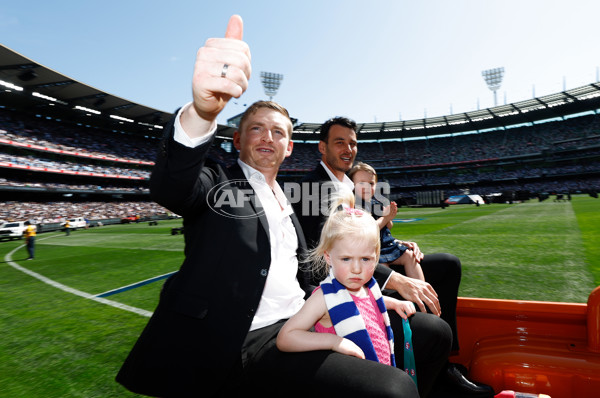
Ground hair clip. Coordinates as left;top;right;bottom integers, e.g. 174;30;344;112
336;204;363;216
345;207;364;216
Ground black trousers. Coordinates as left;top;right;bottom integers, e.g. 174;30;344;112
390;252;462;351
237;311;451;398
26;237;35;259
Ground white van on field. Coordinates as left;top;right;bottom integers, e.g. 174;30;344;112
0;221;28;240
62;217;87;230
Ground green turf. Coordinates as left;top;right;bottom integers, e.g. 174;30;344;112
1;196;599;397
390;195;598;302
1;220;184;397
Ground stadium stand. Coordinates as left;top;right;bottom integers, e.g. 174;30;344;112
1;43;599;228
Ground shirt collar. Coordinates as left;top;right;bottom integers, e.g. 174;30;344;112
237;158;292;215
238;158;264;182
320;160;355;192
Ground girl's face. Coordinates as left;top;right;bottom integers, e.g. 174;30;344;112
325;235;378;295
352;170;376;201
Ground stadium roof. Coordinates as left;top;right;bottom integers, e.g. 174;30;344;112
1;43;599;142
293;84;600;141
0;44;181;139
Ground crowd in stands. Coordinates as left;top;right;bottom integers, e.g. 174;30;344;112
279;114;600;171
387;162;600;187
4;106;597;175
352;114;600;167
0;109;158;163
0;152;151;178
0;201;169;225
1;106;598;220
3;107;599;171
0;177;148;192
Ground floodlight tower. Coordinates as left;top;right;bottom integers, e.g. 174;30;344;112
482;67;505;107
260;71;284;101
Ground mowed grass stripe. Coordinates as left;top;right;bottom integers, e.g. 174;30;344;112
39;231;184;252
572;196;600;285
391;198;596;302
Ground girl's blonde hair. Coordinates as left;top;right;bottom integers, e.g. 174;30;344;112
305;188;381;281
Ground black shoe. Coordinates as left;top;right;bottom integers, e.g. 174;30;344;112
443;363;494;397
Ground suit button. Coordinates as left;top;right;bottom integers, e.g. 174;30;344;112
260;269;268;277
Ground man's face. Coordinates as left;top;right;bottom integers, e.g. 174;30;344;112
233;108;293;172
319;124;358;174
351;170;376;201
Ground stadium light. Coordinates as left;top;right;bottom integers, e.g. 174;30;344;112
110;114;134;123
32;91;68;105
138;121;163;129
0;79;23;91
75;105;101;115
260;71;283;101
482;67;505;106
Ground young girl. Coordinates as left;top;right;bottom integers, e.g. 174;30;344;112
349;162;425;281
277;191;417;382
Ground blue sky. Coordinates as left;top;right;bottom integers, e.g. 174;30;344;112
2;1;600;126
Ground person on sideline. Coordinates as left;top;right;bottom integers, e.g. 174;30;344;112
293;118;493;397
277;190;418;386
116;15;450;398
64;220;71;236
24;221;36;260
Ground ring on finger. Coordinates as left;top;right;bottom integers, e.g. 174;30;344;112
221;64;229;78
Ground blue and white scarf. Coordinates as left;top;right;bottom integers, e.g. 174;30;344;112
320;274;396;366
320;274;418;386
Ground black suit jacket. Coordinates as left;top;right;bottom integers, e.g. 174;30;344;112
293;163;393;287
116;118;311;397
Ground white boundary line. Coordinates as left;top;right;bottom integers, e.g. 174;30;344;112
4;236;152;317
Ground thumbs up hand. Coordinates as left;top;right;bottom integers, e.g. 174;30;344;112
182;15;251;136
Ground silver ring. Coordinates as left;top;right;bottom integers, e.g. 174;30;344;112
221;64;229;78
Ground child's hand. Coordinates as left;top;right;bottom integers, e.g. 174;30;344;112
401;241;424;262
389;201;398;215
387;297;417;320
333;338;366;359
382;201;398;222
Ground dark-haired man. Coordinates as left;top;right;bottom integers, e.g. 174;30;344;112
293;116;493;397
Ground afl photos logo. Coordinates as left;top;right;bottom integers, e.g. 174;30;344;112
207;179;265;219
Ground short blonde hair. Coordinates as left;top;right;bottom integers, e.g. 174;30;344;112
348;161;378;183
305;189;380;281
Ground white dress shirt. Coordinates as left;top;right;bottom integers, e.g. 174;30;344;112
236;160;306;330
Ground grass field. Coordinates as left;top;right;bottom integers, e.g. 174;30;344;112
1;195;599;397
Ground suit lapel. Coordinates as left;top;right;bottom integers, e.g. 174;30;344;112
317;163;332;183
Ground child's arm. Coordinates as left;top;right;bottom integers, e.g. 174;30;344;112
376;201;398;231
383;296;417;320
276;290;365;359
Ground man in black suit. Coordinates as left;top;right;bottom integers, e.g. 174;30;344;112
293;116;493;397
117;15;451;398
